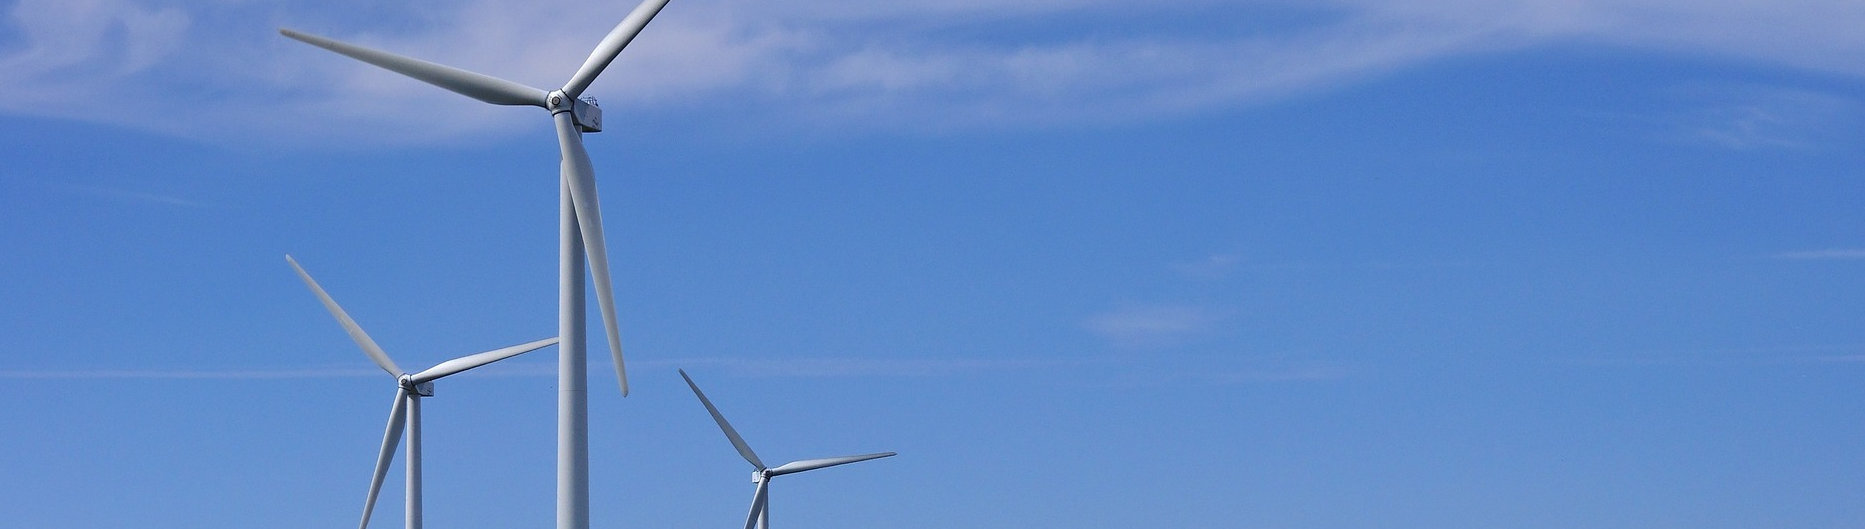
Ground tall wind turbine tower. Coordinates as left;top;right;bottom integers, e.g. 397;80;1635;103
279;2;673;528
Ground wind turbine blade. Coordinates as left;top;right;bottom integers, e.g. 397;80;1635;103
742;479;769;529
361;389;409;529
767;452;896;477
678;369;765;469
554;115;627;396
758;485;769;529
279;28;548;108
409;337;558;385
561;0;672;98
286;255;403;377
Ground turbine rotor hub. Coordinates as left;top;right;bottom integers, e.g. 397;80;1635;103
547;90;604;133
398;374;435;396
752;470;768;484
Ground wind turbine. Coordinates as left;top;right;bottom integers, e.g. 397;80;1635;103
287;255;558;529
678;369;896;529
279;2;670;528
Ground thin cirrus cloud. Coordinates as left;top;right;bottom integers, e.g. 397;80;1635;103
60;184;207;208
1774;248;1865;260
1084;304;1222;349
1172;254;1241;279
0;360;561;380
644;355;1090;378
1664;84;1865;150
0;0;188;87
1;0;1863;144
0;366;378;380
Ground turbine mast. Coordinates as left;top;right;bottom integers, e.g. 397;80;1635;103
406;396;423;529
559;173;590;529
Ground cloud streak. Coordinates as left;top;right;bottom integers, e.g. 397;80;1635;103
0;0;188;125
0;367;378;380
1774;248;1865;260
641;355;1099;378
60;184;207;208
1555;343;1865;368
1084;304;1223;349
0;356;1079;381
1;353;1358;384
4;0;1865;143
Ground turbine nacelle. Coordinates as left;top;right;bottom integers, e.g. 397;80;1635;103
546;91;605;133
398;374;436;397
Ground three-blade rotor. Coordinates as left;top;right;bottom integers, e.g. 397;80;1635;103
287;255;558;529
679;369;896;529
278;0;672;396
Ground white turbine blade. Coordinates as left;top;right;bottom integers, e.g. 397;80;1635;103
678;369;765;469
286;255;403;377
279;28;548;108
561;0;672;98
361;389;409;529
409;337;558;385
767;452;896;477
554;115;627;396
758;483;770;529
742;479;768;529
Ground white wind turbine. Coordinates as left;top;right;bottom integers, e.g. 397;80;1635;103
279;2;671;528
678;369;896;529
287;255;558;529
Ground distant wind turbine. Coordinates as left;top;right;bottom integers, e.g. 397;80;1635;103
678;369;896;529
286;255;557;529
279;2;672;527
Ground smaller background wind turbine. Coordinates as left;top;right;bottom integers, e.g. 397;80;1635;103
288;255;557;529
678;369;896;529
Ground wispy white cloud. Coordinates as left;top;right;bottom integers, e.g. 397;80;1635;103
1184;362;1354;384
1557;356;1865;368
1084;304;1222;348
0;0;188;122
0;360;576;380
60;184;207;208
640;355;1088;378
1664;85;1863;150
1085;352;1356;387
1173;254;1240;279
650;352;1356;385
4;0;1865;143
1773;248;1865;260
0;353;1360;383
1556;343;1865;367
0;366;377;380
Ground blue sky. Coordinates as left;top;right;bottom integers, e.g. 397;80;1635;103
3;0;1864;528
